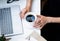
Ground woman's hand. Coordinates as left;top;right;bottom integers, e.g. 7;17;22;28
34;15;49;29
20;7;30;18
20;0;32;19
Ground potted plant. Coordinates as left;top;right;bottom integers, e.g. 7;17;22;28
0;34;11;41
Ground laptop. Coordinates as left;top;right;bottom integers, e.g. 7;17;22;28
0;0;23;36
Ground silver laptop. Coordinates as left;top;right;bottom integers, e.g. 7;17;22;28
0;0;23;36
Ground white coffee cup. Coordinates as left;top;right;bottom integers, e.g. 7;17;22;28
24;12;38;29
25;12;37;23
23;12;41;36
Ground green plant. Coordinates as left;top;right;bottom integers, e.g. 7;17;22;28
0;34;6;41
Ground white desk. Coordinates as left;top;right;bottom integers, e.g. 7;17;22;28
6;0;41;41
7;20;40;41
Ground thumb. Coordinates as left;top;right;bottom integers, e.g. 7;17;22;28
37;15;41;18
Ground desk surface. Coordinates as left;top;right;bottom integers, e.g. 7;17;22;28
6;0;40;41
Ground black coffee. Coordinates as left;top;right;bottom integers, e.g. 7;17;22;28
26;15;35;22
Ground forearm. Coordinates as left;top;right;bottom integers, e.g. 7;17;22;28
47;17;60;23
26;0;32;9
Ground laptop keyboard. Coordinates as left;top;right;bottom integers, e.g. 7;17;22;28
0;7;13;35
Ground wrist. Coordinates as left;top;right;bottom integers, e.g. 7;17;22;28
47;17;53;23
26;6;31;12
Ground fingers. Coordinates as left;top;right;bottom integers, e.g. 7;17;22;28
34;20;43;29
35;16;41;24
37;15;43;18
34;15;47;29
37;15;41;18
34;15;41;29
20;7;31;19
20;10;26;19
